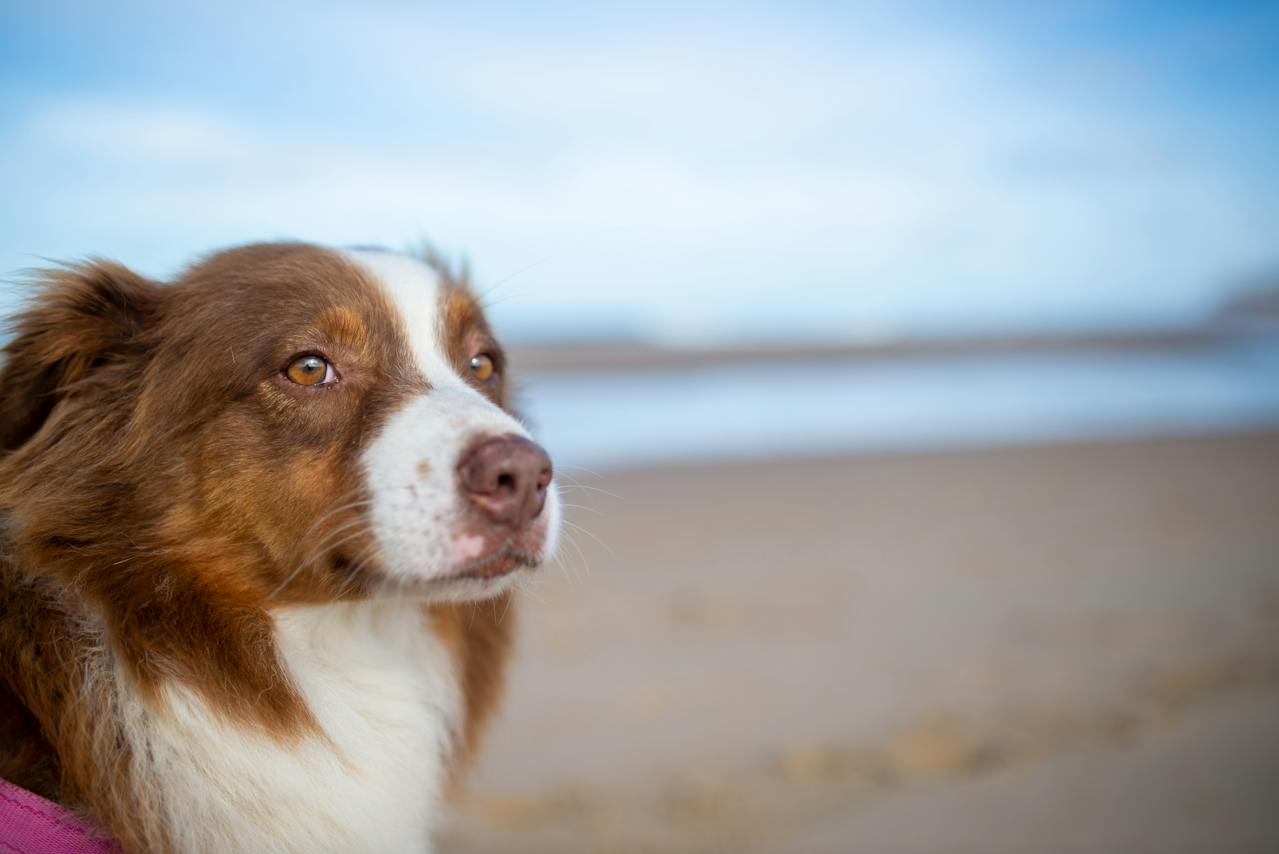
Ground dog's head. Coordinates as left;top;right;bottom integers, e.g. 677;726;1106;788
0;242;560;604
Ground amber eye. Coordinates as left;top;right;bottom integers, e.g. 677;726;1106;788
469;353;496;382
285;355;335;386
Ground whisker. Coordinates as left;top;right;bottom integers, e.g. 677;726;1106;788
549;537;578;588
556;501;606;517
561;518;614;560
271;508;375;597
292;519;374;572
556;463;608;478
295;495;375;546
555;529;591;582
512;577;549;607
333;540;382;599
476;291;529;312
487;258;547;294
555;482;624;500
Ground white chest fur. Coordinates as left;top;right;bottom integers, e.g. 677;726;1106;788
125;601;461;854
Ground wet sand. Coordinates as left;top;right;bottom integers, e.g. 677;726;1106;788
440;432;1279;853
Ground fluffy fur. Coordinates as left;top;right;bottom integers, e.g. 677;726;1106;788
0;242;560;852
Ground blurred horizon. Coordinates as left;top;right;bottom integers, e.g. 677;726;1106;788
3;0;1279;346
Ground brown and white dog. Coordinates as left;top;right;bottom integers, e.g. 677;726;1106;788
0;243;561;852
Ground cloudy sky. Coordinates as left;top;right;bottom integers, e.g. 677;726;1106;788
2;0;1277;342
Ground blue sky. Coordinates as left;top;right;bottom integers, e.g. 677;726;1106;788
2;1;1277;342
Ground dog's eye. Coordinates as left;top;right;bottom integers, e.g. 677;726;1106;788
469;353;496;383
285;355;335;386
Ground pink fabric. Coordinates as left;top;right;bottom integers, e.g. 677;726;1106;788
0;779;117;854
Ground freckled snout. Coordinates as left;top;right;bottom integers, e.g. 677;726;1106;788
457;435;552;528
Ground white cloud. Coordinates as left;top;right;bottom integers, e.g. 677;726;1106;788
24;101;266;164
2;2;1276;340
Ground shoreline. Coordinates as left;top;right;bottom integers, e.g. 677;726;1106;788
507;323;1277;375
540;424;1279;478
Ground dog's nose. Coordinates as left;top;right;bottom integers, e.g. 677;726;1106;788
457;434;553;528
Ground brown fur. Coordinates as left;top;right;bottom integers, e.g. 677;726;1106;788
0;243;520;849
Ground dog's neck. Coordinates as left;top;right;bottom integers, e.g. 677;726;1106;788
117;599;463;853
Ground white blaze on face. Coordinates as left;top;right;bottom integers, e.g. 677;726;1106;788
345;250;561;593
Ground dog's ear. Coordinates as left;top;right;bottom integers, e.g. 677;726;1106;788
0;261;161;452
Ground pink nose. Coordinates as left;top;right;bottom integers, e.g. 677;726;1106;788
457;435;553;528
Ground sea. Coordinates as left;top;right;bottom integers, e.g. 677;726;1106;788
518;334;1279;472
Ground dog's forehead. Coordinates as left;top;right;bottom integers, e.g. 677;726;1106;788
340;249;455;379
170;243;485;391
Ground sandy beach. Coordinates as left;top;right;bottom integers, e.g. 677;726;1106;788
437;431;1279;853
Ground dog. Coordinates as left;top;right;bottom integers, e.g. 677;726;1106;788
0;242;561;852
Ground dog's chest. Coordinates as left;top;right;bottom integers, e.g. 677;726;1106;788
142;602;461;853
276;603;461;846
